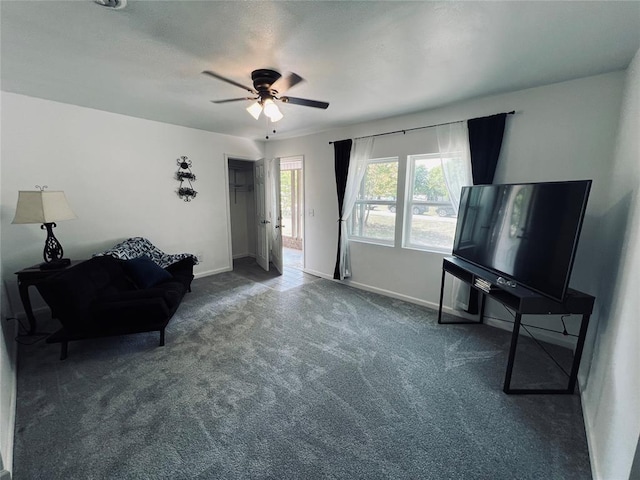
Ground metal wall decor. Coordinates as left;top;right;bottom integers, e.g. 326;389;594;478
176;156;197;201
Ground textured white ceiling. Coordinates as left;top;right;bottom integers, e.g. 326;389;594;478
2;1;639;141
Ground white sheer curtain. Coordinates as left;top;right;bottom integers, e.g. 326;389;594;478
436;122;473;310
338;137;375;280
436;121;472;213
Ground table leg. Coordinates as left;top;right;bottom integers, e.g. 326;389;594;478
567;314;591;393
437;268;446;324
503;312;522;393
17;279;37;335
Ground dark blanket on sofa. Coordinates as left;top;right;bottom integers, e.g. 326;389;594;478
37;255;195;358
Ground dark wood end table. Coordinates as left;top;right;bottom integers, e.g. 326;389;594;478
15;260;85;335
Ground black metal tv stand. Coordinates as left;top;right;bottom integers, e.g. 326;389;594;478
438;256;595;394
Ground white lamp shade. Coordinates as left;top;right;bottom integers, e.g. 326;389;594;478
12;191;77;224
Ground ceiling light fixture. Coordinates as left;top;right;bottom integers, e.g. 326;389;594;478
245;98;284;123
205;68;329;123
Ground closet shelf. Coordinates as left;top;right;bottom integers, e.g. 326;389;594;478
229;166;254;203
229;183;253;192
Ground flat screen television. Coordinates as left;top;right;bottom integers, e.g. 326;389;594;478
452;180;592;302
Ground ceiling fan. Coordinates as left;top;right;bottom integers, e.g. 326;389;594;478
202;69;329;122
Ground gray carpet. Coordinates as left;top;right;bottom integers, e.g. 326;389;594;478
13;272;591;479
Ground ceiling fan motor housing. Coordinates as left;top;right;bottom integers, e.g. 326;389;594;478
252;69;282;96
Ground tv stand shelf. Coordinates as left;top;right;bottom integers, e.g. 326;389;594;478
438;256;595;394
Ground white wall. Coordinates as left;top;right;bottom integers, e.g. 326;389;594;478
266;71;624;311
0;180;18;478
0;91;263;314
0;92;18;477
582;48;640;480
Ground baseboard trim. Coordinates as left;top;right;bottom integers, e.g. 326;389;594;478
5;379;16;476
581;396;600;480
0;318;18;477
302;273;576;349
194;266;232;279
303;272;472;315
232;252;249;260
300;268;332;280
345;279;439;309
232;253;256;260
302;272;448;313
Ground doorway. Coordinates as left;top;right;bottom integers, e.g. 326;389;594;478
227;155;314;289
228;158;256;260
227;156;283;274
280;156;304;270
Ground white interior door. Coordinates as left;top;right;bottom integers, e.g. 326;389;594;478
269;158;283;274
254;158;269;271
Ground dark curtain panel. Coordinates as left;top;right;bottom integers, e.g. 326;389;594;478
333;139;352;279
465;112;507;312
468;112;507;185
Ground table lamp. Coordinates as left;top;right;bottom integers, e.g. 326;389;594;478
12;186;77;269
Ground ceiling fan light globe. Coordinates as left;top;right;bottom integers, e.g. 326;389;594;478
263;99;283;122
268;108;284;122
246;102;262;120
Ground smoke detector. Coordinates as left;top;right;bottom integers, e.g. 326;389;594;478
94;0;127;10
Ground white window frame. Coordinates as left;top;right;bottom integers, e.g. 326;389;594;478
402;152;458;253
348;156;399;246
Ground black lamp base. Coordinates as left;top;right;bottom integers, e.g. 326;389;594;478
41;222;66;263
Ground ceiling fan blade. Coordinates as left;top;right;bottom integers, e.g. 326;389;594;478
270;72;304;94
202;70;255;93
280;96;329;109
210;97;255;104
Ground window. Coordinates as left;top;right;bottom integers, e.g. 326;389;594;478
343;124;470;253
348;157;399;245
403;153;459;251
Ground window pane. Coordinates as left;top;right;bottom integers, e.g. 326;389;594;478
406;154;458;251
360;160;398;201
350;203;396;242
350;159;398;244
407;211;457;250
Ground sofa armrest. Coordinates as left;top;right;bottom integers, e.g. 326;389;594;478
164;258;195;291
165;257;195;275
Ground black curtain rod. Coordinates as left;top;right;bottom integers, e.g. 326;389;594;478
329;111;516;144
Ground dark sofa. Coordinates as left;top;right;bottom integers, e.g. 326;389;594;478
37;254;195;359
